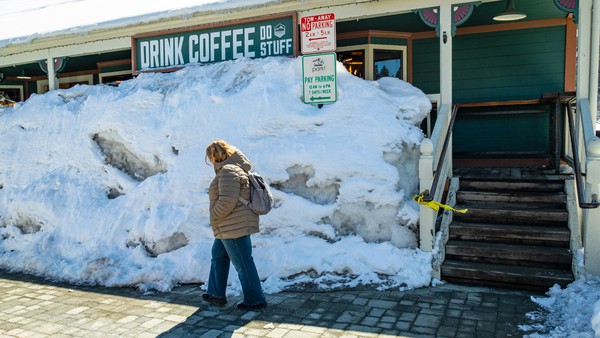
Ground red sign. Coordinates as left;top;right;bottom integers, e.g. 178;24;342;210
300;13;336;54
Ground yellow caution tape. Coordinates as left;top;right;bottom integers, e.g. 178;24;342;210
413;194;468;213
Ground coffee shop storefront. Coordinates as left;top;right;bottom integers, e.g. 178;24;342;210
2;0;600;275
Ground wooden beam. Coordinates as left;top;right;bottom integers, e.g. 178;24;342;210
456;99;540;108
412;18;567;40
564;15;577;93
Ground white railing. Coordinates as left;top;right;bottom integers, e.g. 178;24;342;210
418;103;455;251
565;98;600;275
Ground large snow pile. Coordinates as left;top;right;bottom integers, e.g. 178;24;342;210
0;57;433;293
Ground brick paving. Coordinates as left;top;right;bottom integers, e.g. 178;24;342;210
0;270;541;337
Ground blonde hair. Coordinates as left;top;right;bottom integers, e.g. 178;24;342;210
206;140;236;164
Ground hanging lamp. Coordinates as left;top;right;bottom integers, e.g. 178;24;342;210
493;0;527;21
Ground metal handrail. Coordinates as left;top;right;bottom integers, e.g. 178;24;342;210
566;98;600;209
422;105;459;202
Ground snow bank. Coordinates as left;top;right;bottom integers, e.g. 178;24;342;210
520;275;600;337
0;57;432;293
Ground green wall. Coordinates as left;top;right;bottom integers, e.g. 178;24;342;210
411;26;565;156
412;26;566;103
453;26;565;103
412;38;440;95
453;107;551;154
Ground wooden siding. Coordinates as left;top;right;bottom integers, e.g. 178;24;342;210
337;37;368;47
412;26;566;104
412;38;440;95
453;110;550;154
370;37;407;46
453;26;565;103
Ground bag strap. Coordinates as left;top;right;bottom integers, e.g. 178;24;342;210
239;196;249;205
239;170;251;206
238;167;254;206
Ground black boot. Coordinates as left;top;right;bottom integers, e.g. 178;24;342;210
237;302;267;310
202;293;227;306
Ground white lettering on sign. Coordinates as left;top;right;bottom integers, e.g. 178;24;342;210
199;33;210;62
139;37;185;68
245;27;256;58
232;29;244;59
260;39;293;57
138;20;293;70
260;25;272;39
186;28;257;63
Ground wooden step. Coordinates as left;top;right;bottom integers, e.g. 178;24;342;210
453;167;571;181
449;222;570;247
456;190;566;205
445;240;571;269
444;166;573;291
459;180;564;192
457;200;566;210
442;260;573;291
454;205;568;226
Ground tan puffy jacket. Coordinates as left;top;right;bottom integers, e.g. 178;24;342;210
208;150;259;239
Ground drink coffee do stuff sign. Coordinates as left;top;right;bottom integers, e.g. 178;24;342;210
132;14;297;72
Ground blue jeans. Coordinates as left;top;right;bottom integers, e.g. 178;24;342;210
207;236;266;305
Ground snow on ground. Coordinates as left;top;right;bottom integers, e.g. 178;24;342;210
0;56;432;294
520;273;600;338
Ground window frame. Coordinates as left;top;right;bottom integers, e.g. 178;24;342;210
337;43;407;81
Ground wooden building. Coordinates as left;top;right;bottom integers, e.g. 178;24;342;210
0;0;598;290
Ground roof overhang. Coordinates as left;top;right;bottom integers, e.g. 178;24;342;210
0;0;503;67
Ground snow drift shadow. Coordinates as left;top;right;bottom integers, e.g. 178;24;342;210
93;131;167;183
127;232;189;257
1;213;43;236
270;164;339;205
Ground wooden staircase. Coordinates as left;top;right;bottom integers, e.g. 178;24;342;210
441;167;574;291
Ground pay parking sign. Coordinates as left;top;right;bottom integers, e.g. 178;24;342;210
302;52;337;104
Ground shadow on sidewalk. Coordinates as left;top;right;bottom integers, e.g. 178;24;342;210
0;269;542;337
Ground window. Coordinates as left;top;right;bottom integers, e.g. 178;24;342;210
337;50;365;78
337;44;406;81
0;86;23;102
101;73;133;87
37;74;93;94
374;49;403;80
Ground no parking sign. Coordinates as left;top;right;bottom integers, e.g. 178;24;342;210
300;13;336;54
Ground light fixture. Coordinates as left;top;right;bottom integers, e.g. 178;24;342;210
16;70;31;80
493;0;527;21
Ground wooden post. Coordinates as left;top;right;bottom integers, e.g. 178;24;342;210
439;2;452;106
585;137;600;275
46;56;57;91
419;138;434;252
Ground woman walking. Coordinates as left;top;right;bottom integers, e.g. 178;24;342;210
203;140;267;310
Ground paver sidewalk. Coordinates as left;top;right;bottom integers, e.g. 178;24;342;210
0;270;540;337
